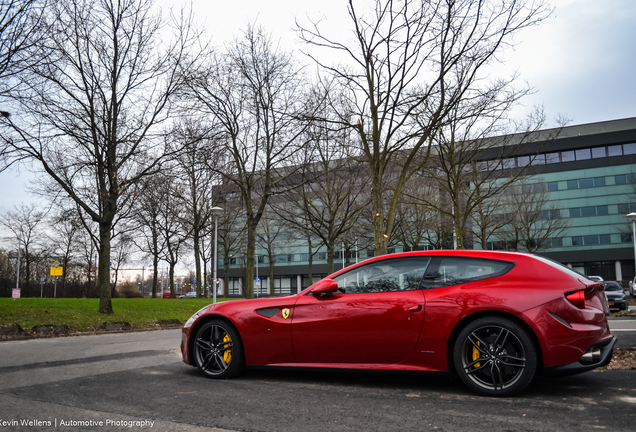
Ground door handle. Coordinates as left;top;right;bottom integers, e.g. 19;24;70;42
408;305;422;312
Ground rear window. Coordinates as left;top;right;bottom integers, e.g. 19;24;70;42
422;257;514;289
531;255;589;280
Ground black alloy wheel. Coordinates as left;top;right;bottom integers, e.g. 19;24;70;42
453;317;537;396
193;319;244;379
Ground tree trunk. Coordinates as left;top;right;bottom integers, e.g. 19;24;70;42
98;222;113;314
307;236;313;287
169;263;176;297
194;229;202;297
152;254;159;298
326;242;335;275
244;220;256;299
371;176;389;256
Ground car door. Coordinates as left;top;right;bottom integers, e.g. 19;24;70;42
291;256;431;364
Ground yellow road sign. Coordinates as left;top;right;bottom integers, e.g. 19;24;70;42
50;266;63;276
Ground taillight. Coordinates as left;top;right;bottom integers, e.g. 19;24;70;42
566;290;586;309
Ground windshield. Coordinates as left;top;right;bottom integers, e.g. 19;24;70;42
604;282;623;292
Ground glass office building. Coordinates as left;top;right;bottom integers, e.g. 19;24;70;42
221;117;636;295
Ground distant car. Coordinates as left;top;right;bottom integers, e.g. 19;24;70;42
604;281;628;310
629;277;636;296
179;291;197;299
162;289;171;299
181;250;616;397
588;276;604;282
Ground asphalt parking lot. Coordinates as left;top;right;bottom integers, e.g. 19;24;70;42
1;323;635;432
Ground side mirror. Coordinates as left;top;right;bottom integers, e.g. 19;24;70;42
311;279;339;295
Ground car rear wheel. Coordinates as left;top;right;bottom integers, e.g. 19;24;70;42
193;319;244;379
453;317;537;397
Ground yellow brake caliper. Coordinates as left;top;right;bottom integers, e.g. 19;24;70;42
472;341;480;368
223;334;232;364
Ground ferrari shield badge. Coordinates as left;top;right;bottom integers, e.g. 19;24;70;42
282;308;290;320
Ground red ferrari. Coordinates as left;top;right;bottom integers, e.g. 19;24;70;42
181;250;615;396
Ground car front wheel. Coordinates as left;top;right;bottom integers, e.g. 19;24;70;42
193;319;244;379
453;317;537;397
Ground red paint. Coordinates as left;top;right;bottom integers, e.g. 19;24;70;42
181;250;614;378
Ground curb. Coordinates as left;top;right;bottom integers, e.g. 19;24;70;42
0;324;183;342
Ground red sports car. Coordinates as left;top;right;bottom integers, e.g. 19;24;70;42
180;250;615;396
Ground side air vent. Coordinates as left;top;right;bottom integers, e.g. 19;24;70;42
256;308;279;318
549;312;572;328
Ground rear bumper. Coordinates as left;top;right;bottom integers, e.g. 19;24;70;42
543;335;617;377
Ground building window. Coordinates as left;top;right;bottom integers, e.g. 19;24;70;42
597;205;608;215
317;252;327;261
569;208;581;218
614;174;635;185
567;179;578;189
547;181;558;191
624;143;636;155
579;178;594;188
622;234;634;243
575;148;591;160
517;155;530;166
503;158;516;169
584;235;599;245
594;177;606;187
608;145;623;156
546;152;560;164
581;206;596;217
572;236;583;246
599;234;611;244
561;151;575;162
531;154;546;165
591;147;606;158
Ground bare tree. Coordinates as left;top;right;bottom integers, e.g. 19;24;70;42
47;206;81;296
216;198;246;297
185;24;309;299
272;129;369;274
471;181;513;250
423;105;556;249
170;120;219;298
110;234;132;296
0;0;46;98
499;181;570;252
393;179;441;251
0;203;45;289
156;177;187;298
0;0;200;313
298;0;552;255
133;175;169;298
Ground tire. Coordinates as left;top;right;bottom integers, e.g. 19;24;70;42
193;319;245;379
453;317;537;397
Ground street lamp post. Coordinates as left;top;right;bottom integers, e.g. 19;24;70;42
211;206;224;304
16;228;22;293
627;212;636;282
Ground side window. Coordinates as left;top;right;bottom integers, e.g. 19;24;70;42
333;257;431;294
421;257;514;289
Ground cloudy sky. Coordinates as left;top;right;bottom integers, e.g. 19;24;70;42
1;0;635;214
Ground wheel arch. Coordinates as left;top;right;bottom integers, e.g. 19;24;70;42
445;310;544;377
188;313;245;367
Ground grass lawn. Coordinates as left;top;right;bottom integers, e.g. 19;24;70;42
0;297;240;331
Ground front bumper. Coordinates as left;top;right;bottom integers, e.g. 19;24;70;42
543;336;617;377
